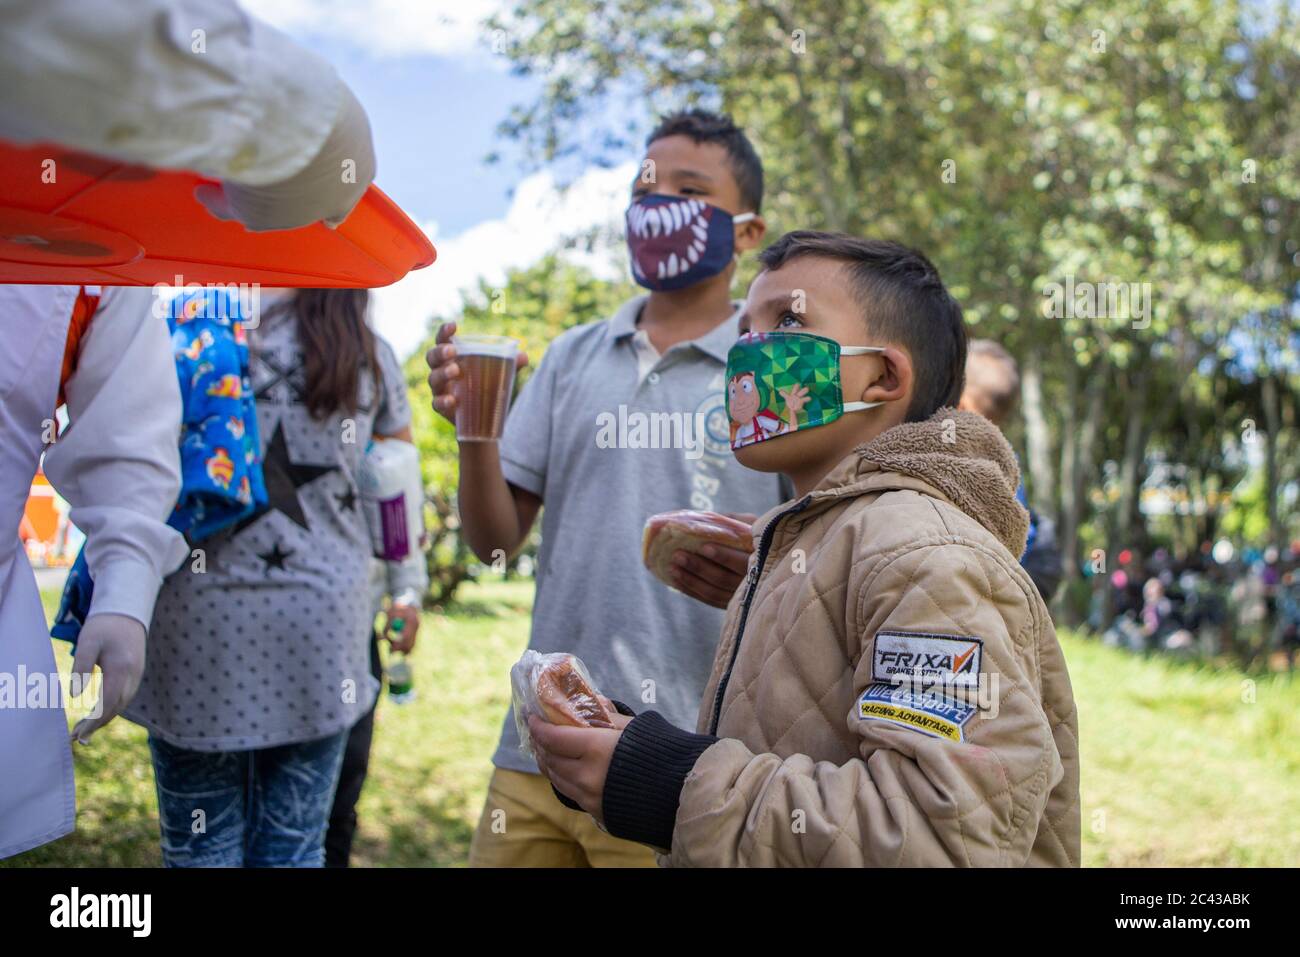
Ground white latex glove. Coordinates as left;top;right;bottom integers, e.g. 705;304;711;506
195;84;376;232
69;613;146;745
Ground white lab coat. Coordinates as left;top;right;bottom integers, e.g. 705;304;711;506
0;0;344;187
0;286;186;858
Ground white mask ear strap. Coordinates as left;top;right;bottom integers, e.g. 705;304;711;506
732;213;757;268
843;348;885;412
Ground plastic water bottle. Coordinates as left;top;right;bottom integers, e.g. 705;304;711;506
358;438;425;561
386;618;415;704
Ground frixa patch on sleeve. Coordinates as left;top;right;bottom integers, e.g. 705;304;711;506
871;631;983;688
857;683;976;742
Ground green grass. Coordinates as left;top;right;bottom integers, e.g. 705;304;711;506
6;579;535;868
1064;632;1300;866
4;580;1298;867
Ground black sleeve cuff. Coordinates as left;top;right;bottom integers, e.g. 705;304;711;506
610;699;637;717
601;711;717;851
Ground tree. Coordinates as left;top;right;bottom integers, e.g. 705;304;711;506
489;0;1299;623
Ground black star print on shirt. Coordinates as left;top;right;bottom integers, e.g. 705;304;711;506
254;349;308;404
258;542;294;571
336;486;358;512
234;422;337;534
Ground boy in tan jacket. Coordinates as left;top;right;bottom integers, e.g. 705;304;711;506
530;231;1081;867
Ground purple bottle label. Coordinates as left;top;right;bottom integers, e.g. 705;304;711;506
376;493;409;560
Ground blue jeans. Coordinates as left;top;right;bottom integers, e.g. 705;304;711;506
148;731;348;867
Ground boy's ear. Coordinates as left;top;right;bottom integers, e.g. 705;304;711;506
860;347;912;406
736;214;766;253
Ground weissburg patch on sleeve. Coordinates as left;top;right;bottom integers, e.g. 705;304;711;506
871;631;983;689
857;682;976;742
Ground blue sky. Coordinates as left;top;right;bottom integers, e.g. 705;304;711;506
251;2;538;235
246;0;638;356
316;36;533;234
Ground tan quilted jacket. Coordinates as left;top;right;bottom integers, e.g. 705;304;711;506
668;410;1080;867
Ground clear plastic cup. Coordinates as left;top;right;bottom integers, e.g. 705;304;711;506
452;334;518;442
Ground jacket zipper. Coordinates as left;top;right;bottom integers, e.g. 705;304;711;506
708;494;813;735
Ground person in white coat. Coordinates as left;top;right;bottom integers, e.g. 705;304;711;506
0;284;187;859
0;0;378;859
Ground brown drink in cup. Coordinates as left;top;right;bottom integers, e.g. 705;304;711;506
453;334;518;442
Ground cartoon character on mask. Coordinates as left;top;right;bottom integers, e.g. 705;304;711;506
726;331;885;452
727;367;810;447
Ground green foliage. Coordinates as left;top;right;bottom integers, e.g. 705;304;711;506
1221;471;1273;544
491;0;1300;575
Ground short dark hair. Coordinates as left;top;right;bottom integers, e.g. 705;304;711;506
647;109;764;212
757;231;967;422
965;339;1020;425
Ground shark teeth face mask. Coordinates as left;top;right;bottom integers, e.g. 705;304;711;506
725;331;885;451
626;193;754;291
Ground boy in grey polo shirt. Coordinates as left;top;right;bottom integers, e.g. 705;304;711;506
427;110;787;867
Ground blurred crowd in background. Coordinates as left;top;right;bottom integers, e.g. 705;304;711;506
1084;540;1300;668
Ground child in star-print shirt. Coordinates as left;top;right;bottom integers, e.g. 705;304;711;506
123;290;414;868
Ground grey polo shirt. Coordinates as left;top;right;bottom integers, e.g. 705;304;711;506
493;295;790;773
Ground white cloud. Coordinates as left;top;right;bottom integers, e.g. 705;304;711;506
371;162;636;357
242;0;505;58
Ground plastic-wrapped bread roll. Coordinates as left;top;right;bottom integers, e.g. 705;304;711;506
536;657;614;728
641;509;755;589
511;651;614;757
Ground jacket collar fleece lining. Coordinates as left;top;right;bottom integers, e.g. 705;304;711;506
762;408;1030;559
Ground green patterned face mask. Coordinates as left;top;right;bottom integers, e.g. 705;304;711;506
725;331;885;451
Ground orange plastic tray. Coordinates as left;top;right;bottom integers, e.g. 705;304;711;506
0;140;435;287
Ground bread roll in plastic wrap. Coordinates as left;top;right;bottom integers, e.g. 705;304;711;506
642;509;755;588
511;651;614;757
